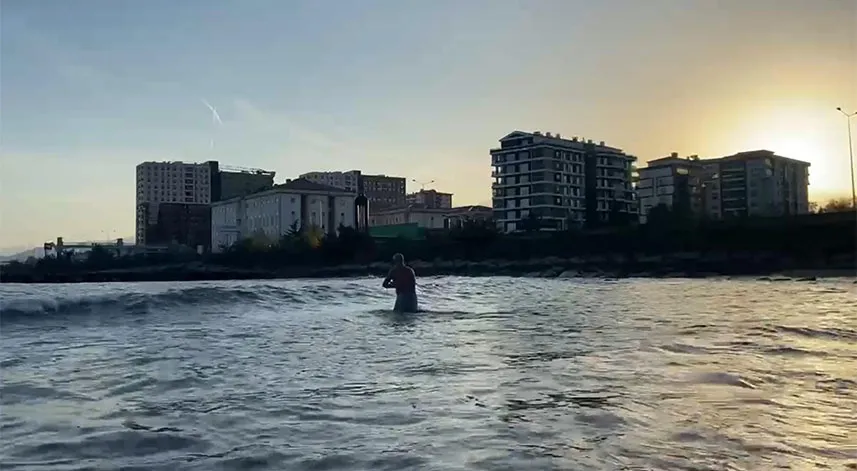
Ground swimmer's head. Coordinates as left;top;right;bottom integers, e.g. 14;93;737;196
392;253;405;266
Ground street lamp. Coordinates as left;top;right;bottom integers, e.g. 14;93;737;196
411;179;435;191
837;107;857;278
836;107;856;210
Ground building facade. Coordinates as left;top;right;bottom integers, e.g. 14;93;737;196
490;131;637;232
300;170;360;193
300;170;407;211
138;202;211;250
210;178;357;252
637;153;704;223
406;189;453;209
214;165;276;201
369;204;493;230
636;149;811;222
369;205;449;229
135;160;275;248
701;150;810;219
444;205;493;228
135;161;214;245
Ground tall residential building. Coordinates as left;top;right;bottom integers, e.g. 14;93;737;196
406;189;453;209
137;202;212;250
210;179;357;251
490;130;637;232
637;153;704;223
300;170;406;211
135;160;275;248
135;161;215;245
701;150;810;219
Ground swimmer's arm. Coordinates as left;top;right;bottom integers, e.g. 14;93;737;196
382;269;395;288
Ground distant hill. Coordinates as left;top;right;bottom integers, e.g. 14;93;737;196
0;248;41;263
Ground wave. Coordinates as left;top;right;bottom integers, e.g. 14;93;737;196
0;286;302;321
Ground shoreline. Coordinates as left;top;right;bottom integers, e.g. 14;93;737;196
2;254;854;284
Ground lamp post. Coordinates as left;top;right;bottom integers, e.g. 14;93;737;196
836;107;857;277
411;179;435;191
837;108;857;209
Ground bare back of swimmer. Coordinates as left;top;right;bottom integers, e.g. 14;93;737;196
382;253;418;312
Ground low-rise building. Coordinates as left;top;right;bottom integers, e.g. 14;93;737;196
369;204;493;230
443;205;493;228
210;178;357;252
369;205;449;229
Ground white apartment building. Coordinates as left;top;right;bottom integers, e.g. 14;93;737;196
491;131;637;233
300;170;360;193
210;178;357;252
135;161;214;244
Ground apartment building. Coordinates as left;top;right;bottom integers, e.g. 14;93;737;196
135;161;215;245
300;170;407;211
300;170;360;193
406;189;453;209
135;160;275;247
702;150;810;219
210;178;357;252
490;131;637;232
637;153;704;223
137;202;211;251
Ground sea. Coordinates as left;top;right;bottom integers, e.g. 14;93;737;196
1;276;855;471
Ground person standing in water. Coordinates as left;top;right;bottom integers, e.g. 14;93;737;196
382;253;418;312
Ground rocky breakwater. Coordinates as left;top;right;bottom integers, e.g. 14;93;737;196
297;250;855;279
2;251;853;284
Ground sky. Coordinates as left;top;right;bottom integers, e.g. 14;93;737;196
1;0;855;252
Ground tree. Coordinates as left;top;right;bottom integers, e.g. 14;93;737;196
808;201;820;214
86;244;115;269
820;198;854;213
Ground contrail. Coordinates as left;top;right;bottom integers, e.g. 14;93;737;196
201;98;223;125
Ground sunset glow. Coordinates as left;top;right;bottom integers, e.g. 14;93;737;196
0;0;855;250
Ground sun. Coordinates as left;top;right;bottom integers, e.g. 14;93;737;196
723;101;853;200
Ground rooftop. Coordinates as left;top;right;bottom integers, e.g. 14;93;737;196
275;178;354;193
716;149;810;166
494;130;625;153
211;178;356;206
373;204;490;215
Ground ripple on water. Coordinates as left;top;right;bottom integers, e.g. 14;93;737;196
1;277;856;470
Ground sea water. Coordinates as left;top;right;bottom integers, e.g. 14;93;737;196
1;276;855;470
